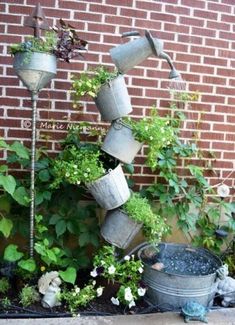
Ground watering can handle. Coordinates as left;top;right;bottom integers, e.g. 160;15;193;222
121;31;140;38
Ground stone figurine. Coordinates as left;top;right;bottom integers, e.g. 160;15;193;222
216;264;235;307
38;271;62;308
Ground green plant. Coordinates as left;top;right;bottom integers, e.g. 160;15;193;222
10;19;87;63
19;285;40;307
0;139;30;239
0;277;10;294
51;145;105;188
60;281;103;315
91;245;146;308
72;66;118;107
124;107;175;170
1;297;11;309
122;193;169;244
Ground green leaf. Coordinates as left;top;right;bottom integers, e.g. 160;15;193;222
59;267;77;285
0;175;16;195
3;244;24;262
123;163;134;174
18;258;36;272
0;195;11;213
0;165;8;173
12;186;29;206
0;139;9;149
38;169;50;182
10;141;29;159
0;217;13;238
55;219;66;237
79;232;90;247
49;214;61;225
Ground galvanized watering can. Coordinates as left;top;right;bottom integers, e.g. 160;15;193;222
109;30;163;74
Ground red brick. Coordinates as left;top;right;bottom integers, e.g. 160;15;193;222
207;20;230;31
201;132;224;141
151;12;177;23
190;64;214;74
205;38;229;49
58;1;87;10
178;34;203;45
165;5;190;15
180;16;204;27
208;2;231;13
203;76;226;85
192;27;216;38
201;95;225;104
194;9;218;20
224;152;235;159
181;0;205;8
0;14;21;23
212;160;234;169
121;8;147;19
164;23;189;35
26;0;56;6
203;57;228;66
87;23;116;34
219;31;235;41
105;15;132;26
135;1;161;11
212;142;234;151
89;4;117;14
134;19;162;30
105;0;133;6
213;123;235;132
74;12;102;22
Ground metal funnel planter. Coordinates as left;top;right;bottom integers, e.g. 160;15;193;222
109;30;163;74
86;164;130;210
101;208;142;249
94;75;132;121
138;243;223;309
13;52;57;92
101;119;142;164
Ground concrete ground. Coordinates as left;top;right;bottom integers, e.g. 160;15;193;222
0;308;235;325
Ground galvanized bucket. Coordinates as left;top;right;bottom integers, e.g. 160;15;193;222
101;119;143;164
138;243;222;309
94;75;132;122
101;208;142;249
86;164;130;210
109;30;163;74
13;52;57;92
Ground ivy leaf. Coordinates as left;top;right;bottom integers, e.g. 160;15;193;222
0;195;11;213
18;258;36;272
10;141;29;159
0;175;16;195
79;232;90;247
3;244;24;262
0;139;9;149
0;217;13;238
49;214;62;225
12;186;29;206
59;267;77;284
56;219;66;237
0;165;8;173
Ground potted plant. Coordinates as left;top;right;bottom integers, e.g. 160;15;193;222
71;66;132;121
51;143;130;210
10;19;87;92
90;245;147;309
101;193;169;249
101;107;175;166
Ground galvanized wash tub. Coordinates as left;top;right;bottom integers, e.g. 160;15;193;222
138;243;222;309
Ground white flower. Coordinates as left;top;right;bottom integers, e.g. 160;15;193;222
129;300;136;308
108;265;116;274
145;126;149;131
75;287;80;294
86;168;91;172
131;254;135;259
138;287;146;296
73;165;78;169
149;136;153;141
111;297;120;306
76;180;81;185
124;287;133;302
84;173;88;178
96;287;103;297
124;255;130;261
90;268;98;277
217;184;230;198
92;280;96;286
65;172;70;177
138;267;144;273
72;292;76;296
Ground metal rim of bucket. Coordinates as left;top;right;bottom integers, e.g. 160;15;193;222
138;242;222;278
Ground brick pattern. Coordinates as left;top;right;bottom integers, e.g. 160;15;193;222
1;0;235;190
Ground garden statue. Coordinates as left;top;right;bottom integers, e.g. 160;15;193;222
38;271;62;308
215;264;235;307
181;301;208;323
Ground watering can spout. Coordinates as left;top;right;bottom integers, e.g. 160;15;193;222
159;51;181;80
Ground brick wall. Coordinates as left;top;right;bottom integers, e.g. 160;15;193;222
1;0;235;190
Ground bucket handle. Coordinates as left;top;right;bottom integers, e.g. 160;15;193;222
122;31;140;38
